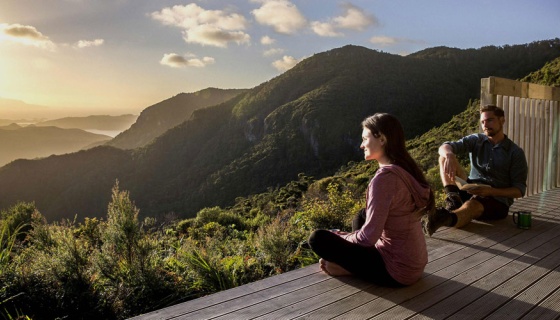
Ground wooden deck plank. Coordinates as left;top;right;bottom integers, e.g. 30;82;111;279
362;231;557;320
329;220;534;319
130;188;560;320
212;276;371;320
399;226;560;319
406;223;560;318
294;285;393;320
171;272;331;319
250;278;374;320
448;243;560;319
129;266;323;320
426;224;513;265
484;255;560;319
522;287;560;320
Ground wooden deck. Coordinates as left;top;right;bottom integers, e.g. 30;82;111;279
131;188;560;320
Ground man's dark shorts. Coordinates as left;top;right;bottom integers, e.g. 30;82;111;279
458;191;509;220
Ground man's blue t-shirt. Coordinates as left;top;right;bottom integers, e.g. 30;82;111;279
444;133;528;207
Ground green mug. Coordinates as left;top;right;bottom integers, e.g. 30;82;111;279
512;211;531;229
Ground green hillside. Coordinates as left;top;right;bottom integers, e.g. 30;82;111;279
0;40;559;222
521;56;560;86
106;88;247;150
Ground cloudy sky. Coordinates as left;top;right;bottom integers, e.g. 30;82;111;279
1;0;559;119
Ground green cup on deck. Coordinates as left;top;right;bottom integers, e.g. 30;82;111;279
512;211;531;229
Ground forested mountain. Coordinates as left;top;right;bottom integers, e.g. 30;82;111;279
0;39;559;221
106;88;247;150
0;125;111;167
35;114;138;132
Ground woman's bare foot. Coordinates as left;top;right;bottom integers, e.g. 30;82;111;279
319;258;352;276
319;258;326;268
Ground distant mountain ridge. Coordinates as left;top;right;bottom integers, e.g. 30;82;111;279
0;98;50;120
0;123;22;130
106;88;247;149
36;114;138;132
0;39;559;221
0;119;36;126
0;125;111;167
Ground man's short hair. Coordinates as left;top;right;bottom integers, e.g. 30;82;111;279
480;104;505;117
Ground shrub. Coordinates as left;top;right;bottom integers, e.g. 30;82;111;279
93;181;188;318
255;211;312;274
1;202;41;242
74;217;103;249
296;182;363;231
1;220;109;319
0;221;24;276
182;247;234;292
169;233;266;296
0;221;31;319
195;207;246;230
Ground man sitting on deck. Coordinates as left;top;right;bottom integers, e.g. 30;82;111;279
422;104;528;236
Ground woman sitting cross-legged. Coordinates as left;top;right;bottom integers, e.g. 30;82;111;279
308;113;434;286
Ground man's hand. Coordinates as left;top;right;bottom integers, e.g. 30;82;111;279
469;186;523;199
467;186;493;197
442;153;457;181
439;144;459;182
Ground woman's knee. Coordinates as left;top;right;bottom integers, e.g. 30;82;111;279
308;229;330;248
308;229;344;258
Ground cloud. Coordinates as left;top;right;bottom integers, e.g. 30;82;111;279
252;0;307;34
272;55;298;71
370;36;398;46
74;38;104;49
261;36;283;56
311;4;377;37
333;4;377;31
0;23;56;51
152;4;250;48
160;53;215;68
310;21;343;37
263;48;284;56
182;25;250;48
370;36;426;47
260;35;275;45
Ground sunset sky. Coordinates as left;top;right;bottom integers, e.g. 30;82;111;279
1;0;559;120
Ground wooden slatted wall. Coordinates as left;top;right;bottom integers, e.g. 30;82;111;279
480;76;560;196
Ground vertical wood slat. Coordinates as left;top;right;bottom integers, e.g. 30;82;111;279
544;101;550;191
537;100;545;194
513;97;521;149
526;100;533;196
502;95;511;136
530;100;538;196
483;77;560;197
554;101;560;188
546;101;557;190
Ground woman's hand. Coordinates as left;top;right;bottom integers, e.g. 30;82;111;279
330;229;349;235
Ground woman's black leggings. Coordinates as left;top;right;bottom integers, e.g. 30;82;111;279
308;209;403;287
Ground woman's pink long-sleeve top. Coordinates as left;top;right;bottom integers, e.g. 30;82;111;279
342;164;430;285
